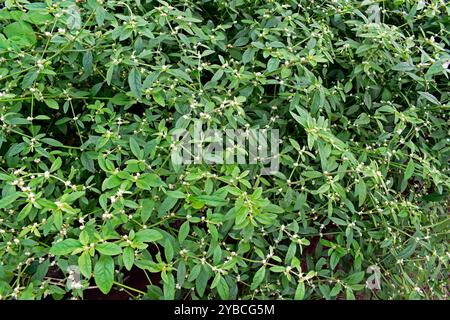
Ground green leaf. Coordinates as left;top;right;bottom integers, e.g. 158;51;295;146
67;5;81;30
418;91;440;105
134;229;163;243
251;267;266;290
36;198;57;210
129;137;141;159
211;273;221;289
178;221;190;243
0;173;13;181
158;196;178;216
294;281;305;300
235;207;248;225
164;238;174;261
195;267;209;297
234;37;249;47
128;67;142;99
106;65;115;85
26;11;52;25
0;193;20;209
422;192;447;202
21;70;38;89
404;159;415;181
392;62;415;72
289;138;301;151
242;48;255;64
136;179;151;190
290;110;307;127
152;91;165;106
330;251;340;269
397;240;417;260
267;58;279;72
345;287;355;300
96;242;122;256
345;271;365;285
269;266;285;273
102;176;122;191
110;92;133;105
96;6;106;26
19;285;35;300
163;272;175;300
211;69;224;82
17;203;32;221
188;264;202;282
140;199;154;223
82;51;93;76
356;179;367;207
50;239;82;255
53;211;63;229
217;277;229;300
78;251;92;278
193;195;228;207
139;173;165;187
344;81;352;93
330;283;342;297
57;199;78;211
50;157;62;172
167;68;192;82
42;138;64;148
4;21;36;46
7;143;26;157
123;247;135;271
94;255;114;294
166;190;186;199
177;262;186;287
44;99;59;110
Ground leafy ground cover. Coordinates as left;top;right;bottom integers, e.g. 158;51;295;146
0;0;449;300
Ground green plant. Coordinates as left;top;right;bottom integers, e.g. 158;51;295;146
0;0;448;300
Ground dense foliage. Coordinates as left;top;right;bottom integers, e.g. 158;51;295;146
0;0;449;300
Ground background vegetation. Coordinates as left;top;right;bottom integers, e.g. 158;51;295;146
0;0;448;300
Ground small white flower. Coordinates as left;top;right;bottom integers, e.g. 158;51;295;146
443;60;450;71
54;201;63;209
102;212;112;220
71;281;82;290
